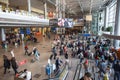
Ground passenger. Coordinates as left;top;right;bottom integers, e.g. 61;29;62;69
84;59;89;73
105;65;112;80
11;57;18;75
79;72;93;80
3;55;11;74
23;69;32;80
55;57;62;72
113;60;120;80
10;49;15;57
34;48;40;61
99;60;107;79
52;46;57;59
24;45;29;55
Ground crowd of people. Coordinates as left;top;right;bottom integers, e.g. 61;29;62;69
2;32;120;80
1;33;37;50
49;34;120;80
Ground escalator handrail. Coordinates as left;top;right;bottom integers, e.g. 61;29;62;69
77;64;82;80
43;64;68;80
73;63;81;80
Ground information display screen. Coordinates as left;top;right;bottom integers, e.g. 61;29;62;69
49;18;73;28
58;18;73;28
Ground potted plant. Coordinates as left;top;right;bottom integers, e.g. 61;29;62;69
105;26;113;32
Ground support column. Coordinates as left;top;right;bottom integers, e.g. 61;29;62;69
114;0;120;48
56;0;58;18
44;1;47;19
1;28;6;41
27;0;31;13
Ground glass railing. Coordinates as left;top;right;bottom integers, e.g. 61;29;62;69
50;0;56;4
73;64;82;80
43;64;68;80
0;8;44;19
47;0;56;5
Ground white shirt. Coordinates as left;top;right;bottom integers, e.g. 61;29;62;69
10;50;15;57
25;71;32;80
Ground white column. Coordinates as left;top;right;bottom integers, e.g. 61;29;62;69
44;1;47;19
105;6;109;28
56;0;59;18
114;0;120;48
27;0;31;13
1;28;6;41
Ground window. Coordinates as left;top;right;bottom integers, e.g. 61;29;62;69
107;1;117;28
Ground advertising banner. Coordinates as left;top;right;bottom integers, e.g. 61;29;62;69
49;18;73;28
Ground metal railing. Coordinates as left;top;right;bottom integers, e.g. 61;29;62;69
73;64;82;80
43;64;68;80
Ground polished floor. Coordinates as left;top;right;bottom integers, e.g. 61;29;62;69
0;34;115;80
0;35;53;80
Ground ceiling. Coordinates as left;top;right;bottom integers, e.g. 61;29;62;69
9;0;56;12
65;0;110;16
8;0;111;18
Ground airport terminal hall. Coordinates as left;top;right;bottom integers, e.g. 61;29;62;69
0;0;120;80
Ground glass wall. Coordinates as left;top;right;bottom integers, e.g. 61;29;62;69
108;2;116;27
106;0;117;34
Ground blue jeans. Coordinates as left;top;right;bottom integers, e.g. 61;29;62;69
114;71;120;80
95;60;98;66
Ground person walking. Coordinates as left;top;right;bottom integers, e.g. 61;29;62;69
84;59;89;73
52;46;57;60
113;60;120;80
3;55;11;74
10;49;15;57
55;57;62;72
24;45;29;55
11;57;18;75
34;48;40;61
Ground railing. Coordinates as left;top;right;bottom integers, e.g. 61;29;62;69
43;64;68;80
47;0;56;5
73;64;82;80
0;12;49;26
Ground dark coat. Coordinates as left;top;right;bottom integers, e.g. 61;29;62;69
4;59;11;68
11;58;18;69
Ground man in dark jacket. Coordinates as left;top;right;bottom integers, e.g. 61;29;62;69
55;57;62;72
113;60;120;80
11;57;18;75
80;72;93;80
3;55;11;74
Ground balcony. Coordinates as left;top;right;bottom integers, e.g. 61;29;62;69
0;11;49;27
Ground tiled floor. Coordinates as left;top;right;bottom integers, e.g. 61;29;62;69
0;35;53;80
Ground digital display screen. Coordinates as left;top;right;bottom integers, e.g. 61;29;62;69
49;18;73;28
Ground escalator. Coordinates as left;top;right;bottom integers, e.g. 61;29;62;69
73;60;96;80
43;64;69;80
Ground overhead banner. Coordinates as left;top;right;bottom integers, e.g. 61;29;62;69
49;19;58;27
49;18;73;28
58;18;73;28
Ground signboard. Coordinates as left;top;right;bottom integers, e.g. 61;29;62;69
49;19;58;27
26;28;31;34
49;18;73;28
58;18;73;28
20;29;24;34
